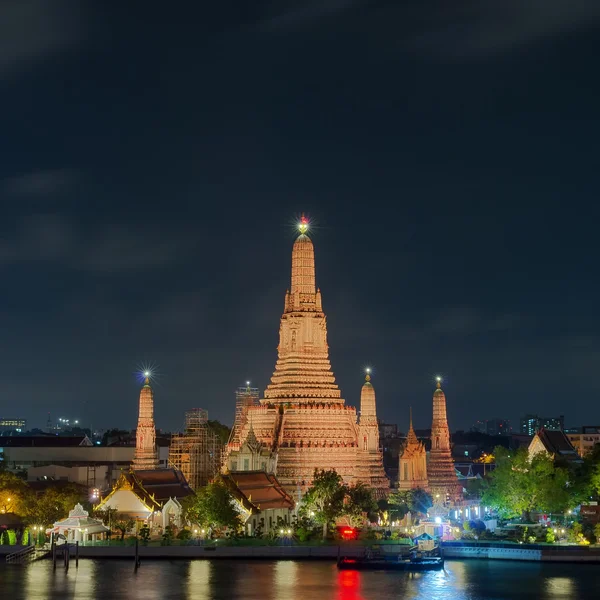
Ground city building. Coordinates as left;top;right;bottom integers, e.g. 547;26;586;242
379;422;399;440
220;471;295;536
224;218;389;497
0;437;170;490
427;379;462;503
566;426;600;457
470;418;511;436
0;418;26;434
398;408;428;491
528;428;582;464
520;414;564;436
169;408;223;490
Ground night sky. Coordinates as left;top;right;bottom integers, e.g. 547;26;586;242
1;1;599;434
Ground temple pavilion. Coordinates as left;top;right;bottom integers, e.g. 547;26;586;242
47;503;108;544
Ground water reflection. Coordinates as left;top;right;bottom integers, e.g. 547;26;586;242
1;559;599;599
188;560;211;598
336;568;366;600
274;561;299;599
545;576;575;598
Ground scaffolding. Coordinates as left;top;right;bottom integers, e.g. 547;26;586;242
228;386;260;446
169;409;223;490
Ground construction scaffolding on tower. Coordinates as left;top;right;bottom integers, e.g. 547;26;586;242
169;408;223;490
227;385;260;448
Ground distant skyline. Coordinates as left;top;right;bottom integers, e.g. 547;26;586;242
1;2;599;432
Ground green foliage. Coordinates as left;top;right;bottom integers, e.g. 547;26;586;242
207;420;231;445
113;516;135;541
463;521;471;532
300;469;346;539
139;525;150;544
342;482;378;528
482;447;571;520
300;470;381;539
387;488;433;519
546;528;555;543
177;528;192;540
182;481;241;533
24;484;86;527
594;523;600;543
21;529;29;546
94;506;118;526
0;530;8;545
0;471;31;515
7;529;17;545
161;525;174;546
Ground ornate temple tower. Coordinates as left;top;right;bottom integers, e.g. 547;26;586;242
359;370;378;451
427;379;461;502
357;371;390;495
225;216;388;497
398;408;428;491
132;376;159;470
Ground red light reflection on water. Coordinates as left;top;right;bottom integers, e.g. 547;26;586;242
336;569;364;600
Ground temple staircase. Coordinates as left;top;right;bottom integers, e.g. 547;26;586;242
6;545;50;564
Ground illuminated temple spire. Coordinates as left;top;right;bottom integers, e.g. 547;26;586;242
399;406;428;491
407;406;418;445
132;374;159;470
264;215;342;403
359;369;379;451
427;377;461;502
360;369;377;422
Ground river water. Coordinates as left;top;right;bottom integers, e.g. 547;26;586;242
1;559;598;599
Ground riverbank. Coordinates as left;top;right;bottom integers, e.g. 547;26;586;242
443;541;600;563
3;541;600;563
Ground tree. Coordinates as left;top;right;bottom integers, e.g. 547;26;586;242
25;485;86;527
113;516;135;541
183;481;241;533
94;506;118;529
0;471;31;515
387;488;433;519
300;469;346;539
207;420;231;445
341;483;378;528
482;446;571;521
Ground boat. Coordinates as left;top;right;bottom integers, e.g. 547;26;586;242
337;555;444;571
337;544;444;571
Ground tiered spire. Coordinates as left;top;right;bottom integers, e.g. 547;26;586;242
427;377;461;502
406;407;418;445
399;406;428;491
359;369;377;422
264;217;342;403
132;374;159;470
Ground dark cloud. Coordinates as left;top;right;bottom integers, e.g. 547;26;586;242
1;168;79;197
0;0;86;78
0;214;198;272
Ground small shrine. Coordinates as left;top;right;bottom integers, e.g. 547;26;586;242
96;470;192;530
47;503;109;543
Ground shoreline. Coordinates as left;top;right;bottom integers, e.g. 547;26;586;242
3;541;600;564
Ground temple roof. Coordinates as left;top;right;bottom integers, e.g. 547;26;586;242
133;468;194;500
98;469;193;513
221;471;295;511
534;429;582;463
